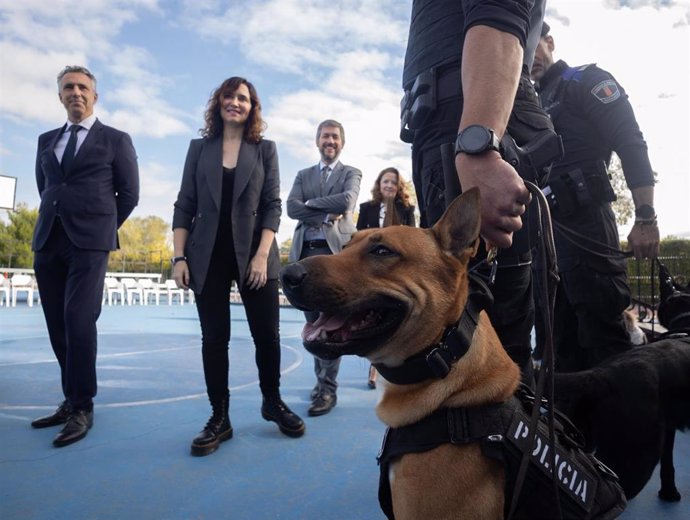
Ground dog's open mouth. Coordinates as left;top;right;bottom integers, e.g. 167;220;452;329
302;298;406;358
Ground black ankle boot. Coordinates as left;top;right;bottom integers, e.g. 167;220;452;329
261;396;306;438
191;399;233;456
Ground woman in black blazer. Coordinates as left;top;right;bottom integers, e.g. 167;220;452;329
356;167;416;388
172;77;304;456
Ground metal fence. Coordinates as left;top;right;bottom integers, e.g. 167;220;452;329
628;255;690;309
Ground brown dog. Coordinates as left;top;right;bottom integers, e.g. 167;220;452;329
281;189;521;519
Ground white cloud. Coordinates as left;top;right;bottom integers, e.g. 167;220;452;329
128;160;179;223
547;0;690;235
180;0;409;75
0;0;189;138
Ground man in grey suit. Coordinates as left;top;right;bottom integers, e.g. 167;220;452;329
287;119;362;416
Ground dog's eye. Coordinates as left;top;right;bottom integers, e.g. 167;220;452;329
370;245;397;257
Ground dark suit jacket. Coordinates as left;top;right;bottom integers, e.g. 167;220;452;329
356;200;416;230
172;137;281;293
32;119;140;251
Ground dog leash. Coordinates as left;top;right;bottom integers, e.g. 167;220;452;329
507;181;563;520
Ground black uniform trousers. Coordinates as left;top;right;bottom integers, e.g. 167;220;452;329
33;219;109;412
411;68;553;378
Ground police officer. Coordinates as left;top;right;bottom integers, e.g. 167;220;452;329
400;0;554;378
531;23;660;371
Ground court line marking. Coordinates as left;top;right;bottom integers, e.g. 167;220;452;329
0;344;304;411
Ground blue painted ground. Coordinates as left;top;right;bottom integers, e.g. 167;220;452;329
1;304;688;520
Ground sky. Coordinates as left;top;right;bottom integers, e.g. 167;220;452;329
1;0;689;246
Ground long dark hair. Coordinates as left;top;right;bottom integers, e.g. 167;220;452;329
371;167;412;207
201;77;265;143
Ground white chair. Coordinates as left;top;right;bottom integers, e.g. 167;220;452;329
229;285;242;304
121;278;144;305
164;279;184;305
187;289;195;304
11;274;34;307
0;277;10;306
104;277;125;306
139;278;161;305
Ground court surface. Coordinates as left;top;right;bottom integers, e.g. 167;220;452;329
1;304;688;519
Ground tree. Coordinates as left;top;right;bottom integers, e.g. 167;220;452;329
608;154;634;227
108;216;172;273
0;204;38;268
609;153;659;227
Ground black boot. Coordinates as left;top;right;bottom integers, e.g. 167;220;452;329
191;399;233;456
261;396;306;438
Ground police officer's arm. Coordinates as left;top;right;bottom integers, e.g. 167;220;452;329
628;185;660;259
580;69;659;259
455;25;531;249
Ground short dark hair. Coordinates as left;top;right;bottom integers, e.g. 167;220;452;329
541;21;551;38
57;65;97;92
316;119;345;144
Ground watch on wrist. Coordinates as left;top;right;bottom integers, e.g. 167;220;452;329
634;204;656;220
455;125;501;156
171;256;187;266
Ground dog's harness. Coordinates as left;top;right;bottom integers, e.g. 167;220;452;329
373;276;626;520
376;385;627;520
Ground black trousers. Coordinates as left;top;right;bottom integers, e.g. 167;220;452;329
410;68;551;378
554;265;632;372
33;220;109;412
195;244;281;404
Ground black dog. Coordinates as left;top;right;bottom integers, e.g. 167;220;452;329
555;262;690;502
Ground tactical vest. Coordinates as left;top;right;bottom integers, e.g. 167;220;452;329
377;385;627;520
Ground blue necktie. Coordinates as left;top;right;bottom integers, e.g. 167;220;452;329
61;125;81;174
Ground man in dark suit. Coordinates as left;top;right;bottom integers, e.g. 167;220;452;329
287;119;361;416
31;65;139;447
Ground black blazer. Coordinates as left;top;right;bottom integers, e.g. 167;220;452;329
172;137;281;293
32;119;140;252
356;200;416;230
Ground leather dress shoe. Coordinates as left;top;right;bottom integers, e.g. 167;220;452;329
261;397;306;438
308;393;337;417
31;401;72;429
53;409;93;447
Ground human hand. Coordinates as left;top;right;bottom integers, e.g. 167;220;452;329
627;222;660;260
172;261;190;289
246;252;268;290
327;213;343;222
455;152;531;249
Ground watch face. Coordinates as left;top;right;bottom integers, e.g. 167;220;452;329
462;126;491;154
456;125;498;155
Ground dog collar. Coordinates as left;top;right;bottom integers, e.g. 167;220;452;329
373;273;494;385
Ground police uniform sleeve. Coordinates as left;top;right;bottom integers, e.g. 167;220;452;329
578;66;655;189
464;0;533;48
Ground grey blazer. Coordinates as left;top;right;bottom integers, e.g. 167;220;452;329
286;162;362;262
172;137;281;293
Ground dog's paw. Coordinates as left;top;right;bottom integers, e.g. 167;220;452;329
658;486;681;502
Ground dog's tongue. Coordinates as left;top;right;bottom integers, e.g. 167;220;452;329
302;312;347;342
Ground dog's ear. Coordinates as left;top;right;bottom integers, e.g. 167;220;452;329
432;188;481;259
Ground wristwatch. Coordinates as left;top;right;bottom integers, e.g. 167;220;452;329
170;256;187;266
634;205;656;220
455;125;501;156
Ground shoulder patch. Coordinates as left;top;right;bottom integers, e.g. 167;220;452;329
591;79;621;104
